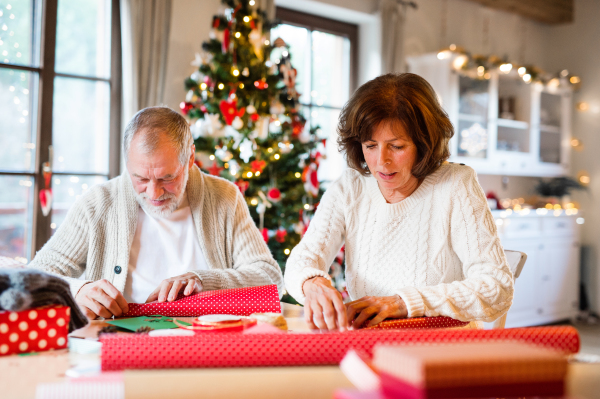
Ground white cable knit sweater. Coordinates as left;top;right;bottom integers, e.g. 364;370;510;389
284;163;514;322
29;165;284;299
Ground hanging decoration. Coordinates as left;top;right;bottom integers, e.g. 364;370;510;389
436;44;581;89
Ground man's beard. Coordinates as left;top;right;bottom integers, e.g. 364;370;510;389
134;169;189;218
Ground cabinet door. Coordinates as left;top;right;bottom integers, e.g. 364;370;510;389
500;239;541;326
539;238;580;317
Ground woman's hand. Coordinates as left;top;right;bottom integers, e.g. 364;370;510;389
302;277;348;331
145;272;203;303
346;295;408;329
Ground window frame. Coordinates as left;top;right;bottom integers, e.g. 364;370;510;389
275;7;358;96
0;0;121;259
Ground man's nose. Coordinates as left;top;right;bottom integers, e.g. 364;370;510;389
146;181;163;200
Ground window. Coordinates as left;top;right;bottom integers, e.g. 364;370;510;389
0;0;121;262
271;7;357;182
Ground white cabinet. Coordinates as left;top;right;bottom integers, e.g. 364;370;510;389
407;53;572;177
492;212;580;328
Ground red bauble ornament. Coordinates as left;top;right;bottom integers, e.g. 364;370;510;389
267;187;282;203
235;180;249;195
219;99;245;125
292;118;305;135
275;228;287;243
261;228;269;242
180;102;194;115
251;113;259;122
254;79;268;90
250;160;266;173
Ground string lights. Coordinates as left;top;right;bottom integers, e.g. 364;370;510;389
436;45;581;89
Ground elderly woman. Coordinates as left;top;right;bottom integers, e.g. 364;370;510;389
284;73;514;331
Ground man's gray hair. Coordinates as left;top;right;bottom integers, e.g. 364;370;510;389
123;106;193;166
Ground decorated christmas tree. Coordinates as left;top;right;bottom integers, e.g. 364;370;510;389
180;0;341;300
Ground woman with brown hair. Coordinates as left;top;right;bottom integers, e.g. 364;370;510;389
284;73;513;331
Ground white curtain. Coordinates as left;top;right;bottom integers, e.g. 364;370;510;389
120;0;172;123
380;0;407;74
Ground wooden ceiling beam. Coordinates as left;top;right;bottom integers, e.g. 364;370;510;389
463;0;573;24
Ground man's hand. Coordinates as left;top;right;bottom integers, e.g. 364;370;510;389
75;279;129;320
145;272;203;303
302;276;348;331
346;295;408;329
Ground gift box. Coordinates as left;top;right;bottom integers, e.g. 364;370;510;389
0;305;70;356
123;285;281;317
100;326;579;371
367;317;469;330
374;342;567;399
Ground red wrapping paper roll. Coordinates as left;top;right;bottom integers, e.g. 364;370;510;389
368;317;469;330
123;285;281;317
100;326;579;371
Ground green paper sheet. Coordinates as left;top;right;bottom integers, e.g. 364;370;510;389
105;315;191;332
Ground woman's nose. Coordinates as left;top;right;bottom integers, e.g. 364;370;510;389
378;148;390;165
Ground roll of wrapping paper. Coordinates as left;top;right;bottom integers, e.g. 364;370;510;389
367;317;469;330
100;326;579;371
123;285;281;317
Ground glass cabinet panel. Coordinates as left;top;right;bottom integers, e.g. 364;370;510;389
539;93;562;164
458;76;489;117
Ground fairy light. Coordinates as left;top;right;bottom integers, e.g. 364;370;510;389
243;16;250;22
255;171;261;176
518;67;526;76
246;171;253;178
284;249;291;255
235;32;241;38
209;155;215;160
200;82;207;90
303;204;310;210
274;154;280;160
232;68;240;77
477;66;485;76
239;83;244;89
570;76;581;84
249;0;255;5
499;63;512;73
264;39;270;45
250;198;258;205
295;172;301;178
218;83;225;90
523;74;532;83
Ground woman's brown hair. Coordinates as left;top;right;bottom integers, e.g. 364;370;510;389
337;73;454;178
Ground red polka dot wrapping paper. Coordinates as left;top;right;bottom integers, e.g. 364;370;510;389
123;284;281;317
0;305;70;356
100;326;579;371
367;317;469;330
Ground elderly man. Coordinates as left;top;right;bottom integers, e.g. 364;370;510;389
30;106;283;320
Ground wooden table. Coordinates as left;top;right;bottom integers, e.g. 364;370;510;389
1;303;599;399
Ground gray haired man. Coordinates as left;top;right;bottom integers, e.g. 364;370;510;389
30;106;283;320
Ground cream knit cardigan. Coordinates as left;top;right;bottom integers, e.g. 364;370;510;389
29;165;284;299
284;163;514;322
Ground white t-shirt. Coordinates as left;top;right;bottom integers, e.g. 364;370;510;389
124;195;209;303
